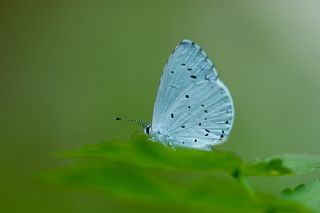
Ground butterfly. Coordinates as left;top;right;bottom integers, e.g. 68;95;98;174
117;39;234;150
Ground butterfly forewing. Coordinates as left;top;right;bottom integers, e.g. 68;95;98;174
152;40;218;131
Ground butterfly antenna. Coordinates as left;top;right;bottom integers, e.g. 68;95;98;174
115;116;148;128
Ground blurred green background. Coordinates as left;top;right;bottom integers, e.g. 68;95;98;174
1;0;320;212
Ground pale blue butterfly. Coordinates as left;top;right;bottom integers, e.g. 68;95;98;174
117;39;235;150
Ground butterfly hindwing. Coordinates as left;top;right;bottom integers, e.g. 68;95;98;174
164;79;234;150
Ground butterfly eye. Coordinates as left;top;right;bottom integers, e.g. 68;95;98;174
144;126;151;135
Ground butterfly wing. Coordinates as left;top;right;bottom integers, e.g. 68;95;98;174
164;79;234;150
152;39;219;132
151;39;234;150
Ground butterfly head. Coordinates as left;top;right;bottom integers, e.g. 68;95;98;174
144;124;152;135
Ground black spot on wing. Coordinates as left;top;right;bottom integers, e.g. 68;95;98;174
190;75;197;79
171;113;174;118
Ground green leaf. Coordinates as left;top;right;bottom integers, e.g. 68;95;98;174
283;180;320;212
58;137;243;174
42;138;318;212
269;154;320;174
243;154;320;176
57;136;294;177
244;158;292;176
44;161;252;212
43;159;308;213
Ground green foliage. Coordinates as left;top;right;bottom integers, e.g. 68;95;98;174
283;180;320;213
43;136;320;212
267;154;320;174
243;154;320;177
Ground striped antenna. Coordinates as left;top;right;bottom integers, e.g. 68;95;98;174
115;116;148;128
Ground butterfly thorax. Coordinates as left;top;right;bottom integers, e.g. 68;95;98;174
144;124;171;145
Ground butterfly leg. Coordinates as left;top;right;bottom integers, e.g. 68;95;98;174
168;141;176;151
147;138;156;143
